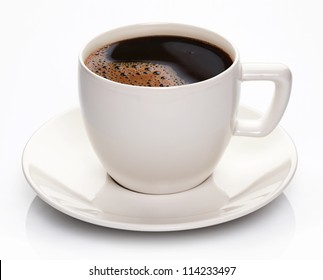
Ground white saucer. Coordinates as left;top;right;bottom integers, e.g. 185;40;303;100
22;107;297;231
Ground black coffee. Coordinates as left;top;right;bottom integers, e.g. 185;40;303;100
85;36;233;87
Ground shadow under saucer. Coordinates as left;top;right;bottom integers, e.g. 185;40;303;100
25;192;295;260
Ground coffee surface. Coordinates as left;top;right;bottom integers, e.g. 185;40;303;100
85;36;233;87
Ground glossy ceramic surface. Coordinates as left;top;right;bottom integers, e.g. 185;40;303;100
79;23;292;194
22;107;297;231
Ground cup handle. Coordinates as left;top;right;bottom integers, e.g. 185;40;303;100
234;63;292;137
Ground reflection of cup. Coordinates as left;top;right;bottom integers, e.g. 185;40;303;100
78;23;292;194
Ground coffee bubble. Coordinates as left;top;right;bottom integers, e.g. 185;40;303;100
85;45;185;87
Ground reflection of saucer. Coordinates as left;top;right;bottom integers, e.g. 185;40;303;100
26;194;295;259
22;107;297;231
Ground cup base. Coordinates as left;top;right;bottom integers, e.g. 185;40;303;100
109;174;209;195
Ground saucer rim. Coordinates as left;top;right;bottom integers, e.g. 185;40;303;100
22;107;298;232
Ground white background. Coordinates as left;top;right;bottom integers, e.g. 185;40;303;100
0;0;322;269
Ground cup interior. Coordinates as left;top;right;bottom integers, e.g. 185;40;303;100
80;23;238;75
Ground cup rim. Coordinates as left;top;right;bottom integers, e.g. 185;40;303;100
79;22;240;91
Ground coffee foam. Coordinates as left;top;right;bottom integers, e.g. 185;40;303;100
85;46;185;87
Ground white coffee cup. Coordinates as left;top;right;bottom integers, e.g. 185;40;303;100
78;23;292;194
